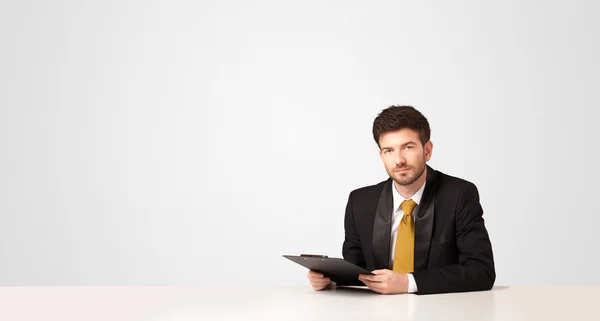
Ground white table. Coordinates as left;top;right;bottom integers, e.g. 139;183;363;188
0;286;597;320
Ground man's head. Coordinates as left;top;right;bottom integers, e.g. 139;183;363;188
372;105;433;186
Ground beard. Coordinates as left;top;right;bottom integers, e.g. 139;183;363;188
392;160;426;186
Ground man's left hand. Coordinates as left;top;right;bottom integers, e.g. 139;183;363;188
358;269;408;294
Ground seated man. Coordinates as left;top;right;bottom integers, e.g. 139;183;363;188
308;105;495;295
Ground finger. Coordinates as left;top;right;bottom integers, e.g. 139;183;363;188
312;283;328;291
361;280;387;294
308;271;324;278
361;278;388;289
361;280;388;294
311;278;330;284
359;274;384;282
371;269;391;275
308;275;329;282
312;285;327;291
310;280;329;285
311;279;331;289
308;274;326;280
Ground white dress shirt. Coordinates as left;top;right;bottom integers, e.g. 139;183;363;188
390;180;426;293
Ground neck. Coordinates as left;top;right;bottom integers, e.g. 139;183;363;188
394;168;427;199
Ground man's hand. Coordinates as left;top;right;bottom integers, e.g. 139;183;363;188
307;270;332;291
358;269;408;294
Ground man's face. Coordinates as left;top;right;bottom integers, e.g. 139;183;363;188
378;128;432;186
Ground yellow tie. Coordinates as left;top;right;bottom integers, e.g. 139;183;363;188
392;199;417;274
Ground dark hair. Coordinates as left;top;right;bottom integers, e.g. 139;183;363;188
372;105;431;147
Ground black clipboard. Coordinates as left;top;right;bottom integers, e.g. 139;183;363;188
283;254;374;285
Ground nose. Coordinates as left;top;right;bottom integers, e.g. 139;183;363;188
394;151;405;165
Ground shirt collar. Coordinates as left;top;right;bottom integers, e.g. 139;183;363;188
392;180;426;213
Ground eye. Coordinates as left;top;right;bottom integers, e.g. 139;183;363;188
405;145;413;150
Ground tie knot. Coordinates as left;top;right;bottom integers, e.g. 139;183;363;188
401;199;417;216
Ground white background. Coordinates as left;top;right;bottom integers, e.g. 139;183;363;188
1;0;599;286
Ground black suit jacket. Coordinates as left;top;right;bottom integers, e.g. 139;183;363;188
340;165;495;295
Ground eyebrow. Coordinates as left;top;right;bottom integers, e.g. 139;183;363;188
381;141;418;150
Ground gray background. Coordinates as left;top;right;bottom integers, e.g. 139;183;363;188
1;0;599;286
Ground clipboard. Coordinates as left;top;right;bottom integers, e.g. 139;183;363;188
283;254;374;285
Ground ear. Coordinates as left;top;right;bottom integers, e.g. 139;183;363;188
424;141;433;161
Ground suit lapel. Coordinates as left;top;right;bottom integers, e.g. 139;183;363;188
372;179;393;270
414;165;437;271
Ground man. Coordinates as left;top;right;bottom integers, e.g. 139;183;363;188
308;105;495;295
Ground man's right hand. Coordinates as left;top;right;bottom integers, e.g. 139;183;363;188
307;270;332;291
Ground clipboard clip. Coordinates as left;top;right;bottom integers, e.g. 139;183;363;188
300;254;329;258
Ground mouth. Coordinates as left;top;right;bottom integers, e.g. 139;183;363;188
395;168;410;173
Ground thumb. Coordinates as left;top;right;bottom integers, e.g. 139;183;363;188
371;269;390;275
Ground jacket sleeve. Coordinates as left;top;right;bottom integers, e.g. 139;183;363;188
338;191;367;286
412;183;496;294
